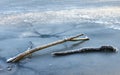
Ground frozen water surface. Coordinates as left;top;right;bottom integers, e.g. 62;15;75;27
0;0;120;75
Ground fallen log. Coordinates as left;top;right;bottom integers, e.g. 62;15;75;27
7;34;89;63
52;46;117;56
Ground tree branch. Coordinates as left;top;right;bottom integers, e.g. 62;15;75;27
7;34;89;63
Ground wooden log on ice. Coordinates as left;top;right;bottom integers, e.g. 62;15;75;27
52;46;117;56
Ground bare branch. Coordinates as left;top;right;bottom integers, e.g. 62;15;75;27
7;34;89;63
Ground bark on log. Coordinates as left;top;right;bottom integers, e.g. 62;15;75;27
52;46;117;56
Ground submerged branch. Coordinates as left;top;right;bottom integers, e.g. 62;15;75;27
7;34;89;63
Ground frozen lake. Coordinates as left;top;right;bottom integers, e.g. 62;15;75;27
0;0;120;75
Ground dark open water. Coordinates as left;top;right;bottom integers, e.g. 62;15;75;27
0;0;120;75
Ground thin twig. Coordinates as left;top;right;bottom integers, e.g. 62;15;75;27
7;34;89;63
